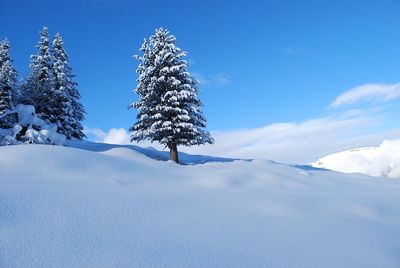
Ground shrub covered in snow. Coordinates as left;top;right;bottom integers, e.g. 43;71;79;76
0;104;65;145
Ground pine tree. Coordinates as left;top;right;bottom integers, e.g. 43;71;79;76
22;27;56;122
52;33;86;139
130;28;213;163
0;38;18;115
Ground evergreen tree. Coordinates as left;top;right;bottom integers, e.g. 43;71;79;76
52;33;86;139
0;38;18;115
22;27;56;122
130;28;213;163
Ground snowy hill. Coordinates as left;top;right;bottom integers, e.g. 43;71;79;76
1;142;400;267
312;139;400;178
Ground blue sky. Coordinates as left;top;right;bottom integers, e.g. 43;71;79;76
2;0;400;161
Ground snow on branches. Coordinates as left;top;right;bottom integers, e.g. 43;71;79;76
130;28;213;162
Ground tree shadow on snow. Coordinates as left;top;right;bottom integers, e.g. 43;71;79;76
65;140;239;165
65;141;325;170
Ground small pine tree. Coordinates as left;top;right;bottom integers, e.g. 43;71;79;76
52;33;86;139
22;27;56;122
0;38;18;115
130;28;213;163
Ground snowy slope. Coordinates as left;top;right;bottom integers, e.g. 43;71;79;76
1;142;400;267
312;139;400;178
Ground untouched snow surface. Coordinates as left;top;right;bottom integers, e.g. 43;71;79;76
1;142;400;267
312;139;400;178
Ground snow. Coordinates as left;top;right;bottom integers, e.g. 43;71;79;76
130;28;213;148
0;104;65;145
312;139;400;178
1;142;400;267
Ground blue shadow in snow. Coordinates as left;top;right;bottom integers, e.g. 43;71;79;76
290;164;329;171
65;140;239;165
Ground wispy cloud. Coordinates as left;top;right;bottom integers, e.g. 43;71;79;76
87;112;399;164
212;73;231;85
183;112;400;164
86;81;400;164
330;82;400;108
90;0;126;7
193;72;232;86
84;126;107;141
86;109;399;164
84;127;166;150
285;47;310;55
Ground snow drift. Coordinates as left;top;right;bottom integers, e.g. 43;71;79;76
312;139;400;178
1;142;400;267
0;104;65;145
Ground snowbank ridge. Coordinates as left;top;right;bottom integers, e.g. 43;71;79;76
312;139;400;178
0;142;400;267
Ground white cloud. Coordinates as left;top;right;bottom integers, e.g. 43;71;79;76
86;111;400;164
182;112;400;164
84;127;131;145
330;82;400;108
84;127;164;149
85;82;400;164
103;128;131;144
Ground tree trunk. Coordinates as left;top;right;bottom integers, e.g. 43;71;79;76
169;143;179;163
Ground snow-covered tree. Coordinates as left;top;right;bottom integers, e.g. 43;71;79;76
0;38;18;116
130;28;213;163
52;33;86;139
21;27;56;123
0;104;65;146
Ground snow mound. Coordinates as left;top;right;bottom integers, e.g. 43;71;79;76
312;139;400;178
1;143;400;267
0;104;66;145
